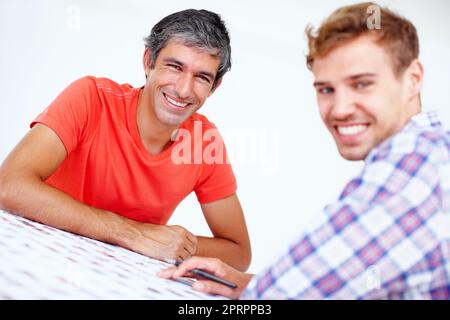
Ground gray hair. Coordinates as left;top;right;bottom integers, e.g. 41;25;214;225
143;9;232;90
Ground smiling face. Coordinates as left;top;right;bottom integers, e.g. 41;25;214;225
144;40;221;128
312;35;421;161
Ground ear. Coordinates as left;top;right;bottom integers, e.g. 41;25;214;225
209;78;222;96
143;48;152;77
404;59;424;100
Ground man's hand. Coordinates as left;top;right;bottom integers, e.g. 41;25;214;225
124;223;198;262
157;256;254;299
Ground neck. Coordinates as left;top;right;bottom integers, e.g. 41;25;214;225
393;95;422;137
136;86;177;155
404;95;422;123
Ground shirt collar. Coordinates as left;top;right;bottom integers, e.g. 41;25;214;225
402;110;442;132
364;111;442;162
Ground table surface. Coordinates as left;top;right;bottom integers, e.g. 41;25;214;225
0;210;224;299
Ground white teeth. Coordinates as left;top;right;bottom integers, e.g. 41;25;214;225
337;125;368;136
165;94;189;108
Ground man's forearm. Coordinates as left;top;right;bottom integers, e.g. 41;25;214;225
0;176;251;266
0;176;137;248
196;236;251;272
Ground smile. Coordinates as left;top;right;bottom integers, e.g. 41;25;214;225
336;124;369;136
163;93;191;109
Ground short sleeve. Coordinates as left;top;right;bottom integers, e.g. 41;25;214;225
194;129;237;204
30;76;100;155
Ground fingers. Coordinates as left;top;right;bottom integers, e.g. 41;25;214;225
185;231;198;247
192;280;238;299
172;225;197;246
170;225;197;258
142;224;198;262
156;257;243;299
185;237;197;256
156;266;177;278
157;265;197;280
183;241;196;256
173;256;225;278
175;244;196;261
177;251;191;262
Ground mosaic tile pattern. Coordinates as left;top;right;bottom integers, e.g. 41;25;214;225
0;210;224;300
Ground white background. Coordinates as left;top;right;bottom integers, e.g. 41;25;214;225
1;0;449;273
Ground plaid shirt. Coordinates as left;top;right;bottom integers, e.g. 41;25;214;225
241;111;450;299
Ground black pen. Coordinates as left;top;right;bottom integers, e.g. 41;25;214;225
167;259;238;289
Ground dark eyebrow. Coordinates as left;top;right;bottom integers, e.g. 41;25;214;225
347;73;377;80
313;73;377;87
163;57;215;81
163;57;184;66
313;81;330;87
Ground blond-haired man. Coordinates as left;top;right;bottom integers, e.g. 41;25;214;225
159;2;450;299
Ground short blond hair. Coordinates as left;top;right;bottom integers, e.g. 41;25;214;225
306;2;419;76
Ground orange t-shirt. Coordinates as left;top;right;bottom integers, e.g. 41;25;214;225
30;76;237;224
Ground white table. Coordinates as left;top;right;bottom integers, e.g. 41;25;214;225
0;210;224;300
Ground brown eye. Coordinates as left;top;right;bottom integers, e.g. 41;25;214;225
196;75;211;83
168;64;182;71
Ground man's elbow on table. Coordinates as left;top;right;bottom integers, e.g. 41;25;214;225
0;171;36;214
0;172;17;212
236;242;252;272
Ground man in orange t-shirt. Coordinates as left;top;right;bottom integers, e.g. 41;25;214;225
0;9;251;271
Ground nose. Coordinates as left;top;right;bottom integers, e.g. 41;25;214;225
331;89;356;120
175;73;194;99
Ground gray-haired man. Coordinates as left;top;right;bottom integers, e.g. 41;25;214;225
0;9;251;271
